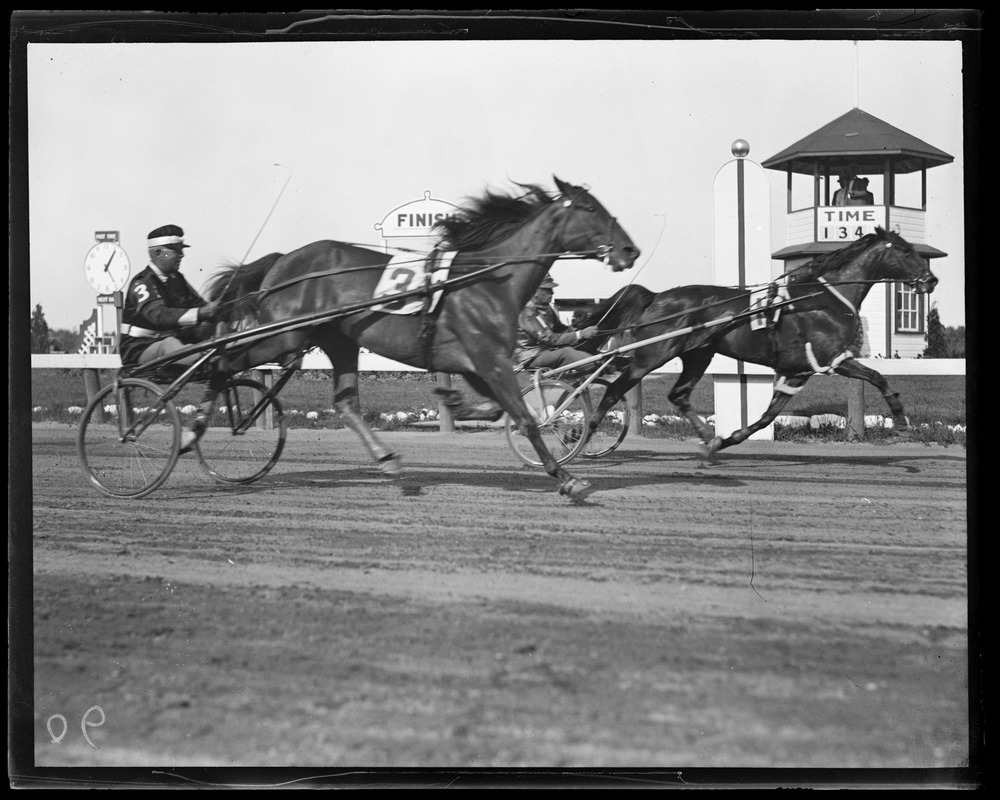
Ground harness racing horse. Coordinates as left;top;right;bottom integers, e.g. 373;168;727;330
574;227;937;458
203;176;639;499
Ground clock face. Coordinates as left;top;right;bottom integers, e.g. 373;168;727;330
84;241;131;294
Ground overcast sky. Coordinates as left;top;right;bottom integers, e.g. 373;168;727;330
23;25;969;331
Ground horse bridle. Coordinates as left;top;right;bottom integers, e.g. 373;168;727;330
558;185;620;265
905;261;938;291
880;238;938;291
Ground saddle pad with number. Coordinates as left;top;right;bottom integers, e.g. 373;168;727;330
371;250;457;315
748;282;791;331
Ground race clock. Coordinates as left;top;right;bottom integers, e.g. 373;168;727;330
84;240;131;294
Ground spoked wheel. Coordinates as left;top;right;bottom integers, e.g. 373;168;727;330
504;378;591;467
195;378;287;484
580;377;632;459
77;378;182;499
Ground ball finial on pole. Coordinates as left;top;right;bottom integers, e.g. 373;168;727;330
731;139;750;158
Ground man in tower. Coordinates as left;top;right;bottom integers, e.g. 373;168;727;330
833;167;874;206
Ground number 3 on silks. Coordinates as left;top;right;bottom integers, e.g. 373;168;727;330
374;266;418;311
46;705;106;749
389;267;416;292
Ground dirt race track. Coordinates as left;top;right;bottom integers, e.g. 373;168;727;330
21;423;975;786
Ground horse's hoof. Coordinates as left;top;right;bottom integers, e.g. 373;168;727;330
559;478;594;502
480;404;505;423
700;437;723;459
456;402;504;422
378;453;403;476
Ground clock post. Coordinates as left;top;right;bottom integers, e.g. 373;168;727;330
84;231;131;354
106;289;124;354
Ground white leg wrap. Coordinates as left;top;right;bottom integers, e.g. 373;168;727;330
829;350;854;370
805;343;855;375
774;375;804;396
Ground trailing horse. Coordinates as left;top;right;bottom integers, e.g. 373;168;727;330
203;176;639;499
574;227;937;457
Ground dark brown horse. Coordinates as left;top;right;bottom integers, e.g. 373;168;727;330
574;227;937;457
204;176;639;499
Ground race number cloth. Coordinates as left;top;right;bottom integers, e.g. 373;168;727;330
748;282;791;331
372;250;457;315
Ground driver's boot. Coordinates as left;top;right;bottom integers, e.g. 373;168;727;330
179;374;226;455
178;399;213;455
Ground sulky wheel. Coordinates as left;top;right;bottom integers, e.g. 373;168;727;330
580;377;632;459
504;378;591;467
77;377;182;498
195;378;287;484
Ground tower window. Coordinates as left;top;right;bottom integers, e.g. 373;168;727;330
895;283;924;333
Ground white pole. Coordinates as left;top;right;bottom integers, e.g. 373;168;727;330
712;140;775;441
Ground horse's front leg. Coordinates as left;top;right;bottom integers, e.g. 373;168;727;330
707;374;810;457
328;349;402;476
834;358;911;434
467;369;594;502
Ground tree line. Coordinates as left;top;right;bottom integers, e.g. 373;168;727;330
921;304;965;358
30;304;84;354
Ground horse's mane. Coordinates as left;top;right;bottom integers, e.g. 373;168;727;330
433;182;555;250
202;252;285;324
788;227;889;284
573;284;657;332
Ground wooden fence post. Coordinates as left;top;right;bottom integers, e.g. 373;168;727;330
628;380;644;436
253;368;274;430
81;369;106;422
83;369;102;405
437;372;455;432
847;381;865;442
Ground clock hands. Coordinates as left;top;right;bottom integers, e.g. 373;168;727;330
86;244;128;292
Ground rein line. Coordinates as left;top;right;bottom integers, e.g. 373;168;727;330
590;291;819;338
591;278;889;338
593;273;907;339
219;246;606;318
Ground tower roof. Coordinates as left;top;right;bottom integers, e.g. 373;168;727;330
761;107;953;176
771;241;948;261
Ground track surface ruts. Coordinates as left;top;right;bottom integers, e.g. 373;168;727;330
28;425;970;775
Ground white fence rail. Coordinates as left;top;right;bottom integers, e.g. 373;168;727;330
31;353;965;437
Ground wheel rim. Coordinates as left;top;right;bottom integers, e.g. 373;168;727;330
581;378;630;458
505;379;590;467
196;378;287;483
77;379;181;498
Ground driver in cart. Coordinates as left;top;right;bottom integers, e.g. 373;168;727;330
119;224;223;454
434;274;601;422
514;274;600;371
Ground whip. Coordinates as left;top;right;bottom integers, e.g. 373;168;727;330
213;164;293;326
590;212;667;330
240;163;293;265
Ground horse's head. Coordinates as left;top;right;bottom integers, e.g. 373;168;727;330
874;227;938;294
553;176;640;272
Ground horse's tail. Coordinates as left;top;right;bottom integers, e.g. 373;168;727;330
202;252;284;326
